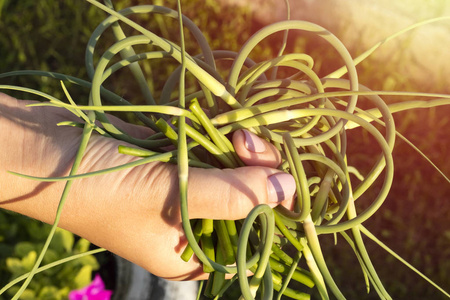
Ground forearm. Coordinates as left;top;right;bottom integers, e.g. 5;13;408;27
0;93;160;245
0;94;75;221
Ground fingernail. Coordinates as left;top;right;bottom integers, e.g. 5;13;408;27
243;130;266;153
267;173;296;204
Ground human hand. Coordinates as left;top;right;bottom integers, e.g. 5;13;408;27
0;92;296;280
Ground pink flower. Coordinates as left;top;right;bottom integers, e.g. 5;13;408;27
69;274;113;300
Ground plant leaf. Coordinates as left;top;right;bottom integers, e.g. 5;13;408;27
74;265;93;289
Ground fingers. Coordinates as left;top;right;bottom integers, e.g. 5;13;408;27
232;129;282;168
187;166;296;220
185;129;293;219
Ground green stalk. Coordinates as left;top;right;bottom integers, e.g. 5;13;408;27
181;220;203;262
214;220;236;265
272;282;310;300
275;251;304;300
189;98;241;167
225;220;239;257
104;0;156;106
274;212;304;252
269;256;315;288
210;242;227;296
201;232;216;273
303;215;345;299
237;205;274;300
301;239;328;300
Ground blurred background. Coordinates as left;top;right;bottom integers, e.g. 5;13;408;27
0;0;449;299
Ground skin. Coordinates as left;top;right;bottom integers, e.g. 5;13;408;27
0;92;294;280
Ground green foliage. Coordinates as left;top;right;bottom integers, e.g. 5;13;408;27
0;0;103;100
0;211;99;300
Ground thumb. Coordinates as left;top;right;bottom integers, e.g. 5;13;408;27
187;166;296;220
232;129;282;168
